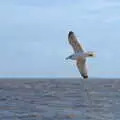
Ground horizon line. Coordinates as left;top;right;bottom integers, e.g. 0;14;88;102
0;77;119;80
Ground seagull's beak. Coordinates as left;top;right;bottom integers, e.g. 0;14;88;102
93;52;96;57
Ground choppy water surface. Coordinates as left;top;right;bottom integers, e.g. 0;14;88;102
0;78;120;120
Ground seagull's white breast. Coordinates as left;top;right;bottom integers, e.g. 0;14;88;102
72;52;85;60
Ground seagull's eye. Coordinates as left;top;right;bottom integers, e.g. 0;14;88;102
89;54;93;56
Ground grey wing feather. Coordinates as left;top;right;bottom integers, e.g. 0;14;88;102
68;31;84;53
76;59;88;79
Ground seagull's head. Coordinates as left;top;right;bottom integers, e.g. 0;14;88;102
85;51;96;57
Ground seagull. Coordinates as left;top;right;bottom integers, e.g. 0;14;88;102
66;31;96;79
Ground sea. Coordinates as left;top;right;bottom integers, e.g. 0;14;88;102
0;78;119;120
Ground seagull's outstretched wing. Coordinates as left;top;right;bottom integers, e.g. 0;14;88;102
76;58;88;79
68;31;84;53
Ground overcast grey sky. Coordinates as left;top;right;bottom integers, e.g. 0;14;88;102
0;0;120;78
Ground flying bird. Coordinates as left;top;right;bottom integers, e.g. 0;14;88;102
66;31;96;79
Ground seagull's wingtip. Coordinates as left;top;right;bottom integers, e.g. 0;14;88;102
82;75;88;79
68;31;74;37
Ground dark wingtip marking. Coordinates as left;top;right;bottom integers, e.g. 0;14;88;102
82;75;88;79
68;31;74;37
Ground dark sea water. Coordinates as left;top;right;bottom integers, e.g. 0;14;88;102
0;78;120;120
